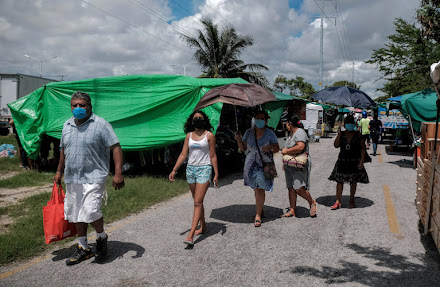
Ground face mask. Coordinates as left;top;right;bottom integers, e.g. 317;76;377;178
255;119;265;129
345;123;356;131
72;107;87;119
192;118;205;129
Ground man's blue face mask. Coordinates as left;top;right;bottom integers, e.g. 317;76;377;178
345;123;356;131
72;107;87;119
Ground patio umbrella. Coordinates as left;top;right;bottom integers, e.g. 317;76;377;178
311;86;376;109
194;83;277;110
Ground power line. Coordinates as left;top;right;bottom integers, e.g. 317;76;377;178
126;0;197;38
168;0;205;28
80;0;192;55
335;0;352;61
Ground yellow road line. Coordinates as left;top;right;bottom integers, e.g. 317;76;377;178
377;152;383;163
383;185;402;237
0;190;192;281
0;255;50;280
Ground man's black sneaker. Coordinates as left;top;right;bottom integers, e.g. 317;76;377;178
95;235;108;261
66;246;93;266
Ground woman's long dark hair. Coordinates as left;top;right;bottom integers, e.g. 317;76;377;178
184;110;213;134
287;115;302;128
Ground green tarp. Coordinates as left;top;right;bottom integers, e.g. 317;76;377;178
265;92;304;128
400;89;438;131
8;75;247;159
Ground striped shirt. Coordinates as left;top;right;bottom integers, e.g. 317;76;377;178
60;113;119;184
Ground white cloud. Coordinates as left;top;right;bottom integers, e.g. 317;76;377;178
0;0;420;98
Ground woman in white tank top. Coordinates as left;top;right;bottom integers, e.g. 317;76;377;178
169;110;219;246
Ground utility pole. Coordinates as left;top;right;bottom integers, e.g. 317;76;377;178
319;3;323;89
316;0;336;90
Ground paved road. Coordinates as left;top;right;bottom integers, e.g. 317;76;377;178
1;135;440;286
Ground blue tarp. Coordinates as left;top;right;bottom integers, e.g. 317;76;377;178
388;96;402;102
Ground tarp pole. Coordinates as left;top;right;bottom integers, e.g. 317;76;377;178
407;115;416;143
234;105;239;131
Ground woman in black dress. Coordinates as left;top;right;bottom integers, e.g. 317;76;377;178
328;115;369;209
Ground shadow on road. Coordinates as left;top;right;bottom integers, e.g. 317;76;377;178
209;204;283;223
387;159;414;169
384;145;413;156
217;171;243;186
315;195;374;209
51;240;145;264
280;237;440;286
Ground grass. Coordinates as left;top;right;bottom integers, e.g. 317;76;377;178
0;176;189;265
0;171;54;188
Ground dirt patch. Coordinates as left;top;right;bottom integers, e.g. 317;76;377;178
0;184;52;208
0;171;19;181
0;215;14;235
0;183;52;235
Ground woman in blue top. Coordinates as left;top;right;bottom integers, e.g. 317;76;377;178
235;110;279;227
169;110;219;246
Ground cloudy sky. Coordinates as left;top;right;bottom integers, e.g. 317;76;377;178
0;0;420;99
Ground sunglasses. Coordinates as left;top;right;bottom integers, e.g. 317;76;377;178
193;117;204;120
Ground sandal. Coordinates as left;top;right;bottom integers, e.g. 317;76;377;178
254;219;261;227
349;200;356;208
331;201;341;210
309;201;317;217
281;210;296;218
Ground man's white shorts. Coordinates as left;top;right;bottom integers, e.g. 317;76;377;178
64;183;106;223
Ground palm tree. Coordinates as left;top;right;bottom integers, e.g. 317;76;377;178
181;17;269;87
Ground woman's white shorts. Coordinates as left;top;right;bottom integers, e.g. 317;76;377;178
64;183;106;223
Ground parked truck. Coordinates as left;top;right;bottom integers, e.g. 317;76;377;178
0;74;56;135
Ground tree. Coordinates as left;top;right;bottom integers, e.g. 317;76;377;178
418;0;440;43
273;75;316;100
373;95;390;103
366;18;440;98
329;80;359;89
180;18;269;87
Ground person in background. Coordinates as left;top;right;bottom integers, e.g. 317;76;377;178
54;91;125;265
369;113;383;156
235;110;279;227
328;115;369;209
9;118;33;169
359;111;371;149
281;115;317;218
169;110;218;246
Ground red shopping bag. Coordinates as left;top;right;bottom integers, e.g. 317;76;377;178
43;182;76;244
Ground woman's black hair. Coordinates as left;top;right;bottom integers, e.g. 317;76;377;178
254;109;269;120
344;114;355;124
184;110;213;134
287;114;301;128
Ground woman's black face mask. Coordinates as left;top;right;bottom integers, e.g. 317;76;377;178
192;118;205;129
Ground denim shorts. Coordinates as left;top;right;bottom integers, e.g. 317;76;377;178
186;165;212;184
